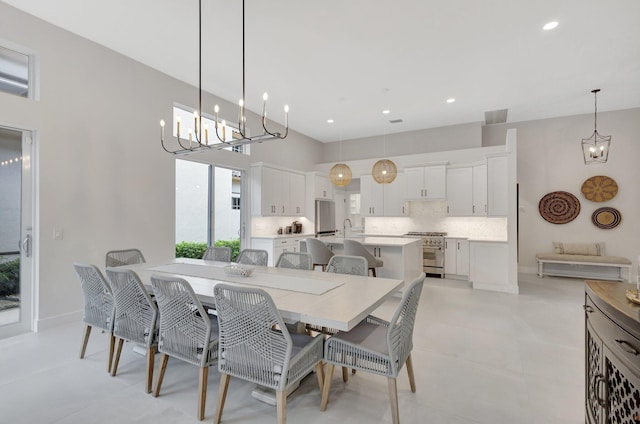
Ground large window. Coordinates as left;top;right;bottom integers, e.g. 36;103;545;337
175;159;243;247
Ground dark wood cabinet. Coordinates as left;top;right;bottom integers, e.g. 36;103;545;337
585;280;640;424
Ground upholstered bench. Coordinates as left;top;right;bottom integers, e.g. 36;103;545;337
536;242;631;282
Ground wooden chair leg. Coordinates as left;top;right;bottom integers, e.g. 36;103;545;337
315;362;324;392
153;353;169;397
276;389;287;424
342;367;349;383
320;364;335;411
198;366;208;421
214;373;230;424
107;333;115;373
405;353;416;393
388;377;399;424
79;324;91;359
111;337;124;376
146;346;156;393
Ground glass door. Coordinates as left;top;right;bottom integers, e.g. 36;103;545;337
0;127;34;338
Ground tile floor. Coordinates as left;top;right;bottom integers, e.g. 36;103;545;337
0;273;585;423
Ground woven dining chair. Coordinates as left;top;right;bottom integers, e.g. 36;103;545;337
150;275;219;421
275;251;312;270
236;249;268;266
105;268;159;393
105;248;146;267
343;239;383;277
326;254;368;276
320;273;426;424
305;238;334;271
212;283;325;424
73;263;116;373
305;255;368;353
203;246;232;262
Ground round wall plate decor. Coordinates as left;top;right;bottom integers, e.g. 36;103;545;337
581;175;618;202
591;207;622;229
538;191;581;224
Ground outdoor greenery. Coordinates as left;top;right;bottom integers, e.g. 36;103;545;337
175;239;241;262
0;257;20;297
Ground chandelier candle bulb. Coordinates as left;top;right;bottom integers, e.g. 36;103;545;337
204;125;209;144
176;117;181;138
160;120;165;141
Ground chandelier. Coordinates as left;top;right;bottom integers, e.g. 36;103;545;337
160;0;289;155
581;89;610;164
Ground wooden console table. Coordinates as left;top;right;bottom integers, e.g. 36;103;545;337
584;280;640;423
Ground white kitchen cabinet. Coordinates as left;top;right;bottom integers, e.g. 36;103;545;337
360;174;384;216
472;163;487;216
446;163;487;217
382;173;408;217
251;236;304;267
314;174;333;200
446;166;473;216
289;172;306;215
469;241;512;293
405;165;446;200
487;155;508;216
251;164;305;216
361;173;407;217
444;237;469;280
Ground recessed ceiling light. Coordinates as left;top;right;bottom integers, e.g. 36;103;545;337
382;110;390;114
543;21;558;31
327;119;334;124
446;98;456;103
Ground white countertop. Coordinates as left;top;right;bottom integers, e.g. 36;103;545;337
319;236;423;247
251;233;314;239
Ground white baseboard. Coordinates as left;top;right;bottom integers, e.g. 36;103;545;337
36;310;82;331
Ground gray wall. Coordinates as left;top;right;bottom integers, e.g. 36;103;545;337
483;108;640;273
0;2;323;327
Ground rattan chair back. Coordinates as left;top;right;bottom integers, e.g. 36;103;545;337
105;248;146;267
203;246;232;262
236;249;268;266
326;255;368;276
275;252;312;270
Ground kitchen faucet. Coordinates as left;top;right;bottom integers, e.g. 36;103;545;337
343;218;352;238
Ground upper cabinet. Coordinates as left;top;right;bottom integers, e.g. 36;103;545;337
446;166;473;216
361;173;408;217
360;174;384;216
404;165;446;200
487;155;508;216
314;174;333;200
472;163;487;216
251;164;306;216
446;163;488;217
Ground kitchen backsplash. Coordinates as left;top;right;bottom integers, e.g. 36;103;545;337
252;216;313;236
365;200;508;239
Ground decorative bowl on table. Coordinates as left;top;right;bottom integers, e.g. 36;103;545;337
625;289;640;305
223;264;255;277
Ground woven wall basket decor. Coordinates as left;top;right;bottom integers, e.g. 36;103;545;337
591;207;622;229
538;191;581;224
581;175;618;202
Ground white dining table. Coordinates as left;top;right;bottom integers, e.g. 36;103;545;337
121;257;404;332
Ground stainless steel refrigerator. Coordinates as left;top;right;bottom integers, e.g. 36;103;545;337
315;200;336;236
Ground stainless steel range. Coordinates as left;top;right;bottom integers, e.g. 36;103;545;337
405;232;447;277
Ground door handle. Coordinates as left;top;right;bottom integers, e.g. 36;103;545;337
583;305;594;313
21;234;32;258
615;339;639;355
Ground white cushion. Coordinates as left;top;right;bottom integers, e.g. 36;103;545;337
552;242;604;256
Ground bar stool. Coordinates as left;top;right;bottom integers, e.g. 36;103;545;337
305;238;334;271
343;239;383;277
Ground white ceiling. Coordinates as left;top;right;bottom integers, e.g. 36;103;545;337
4;0;640;142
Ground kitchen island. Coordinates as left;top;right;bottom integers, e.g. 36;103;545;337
318;236;423;282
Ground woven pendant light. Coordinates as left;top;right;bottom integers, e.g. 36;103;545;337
330;163;352;187
372;159;397;184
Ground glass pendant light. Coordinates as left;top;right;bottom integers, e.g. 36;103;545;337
581;89;611;165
